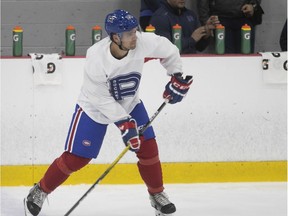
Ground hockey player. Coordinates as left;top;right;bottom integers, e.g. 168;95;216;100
24;9;192;216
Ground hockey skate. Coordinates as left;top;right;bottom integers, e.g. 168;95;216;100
150;192;176;216
24;183;47;216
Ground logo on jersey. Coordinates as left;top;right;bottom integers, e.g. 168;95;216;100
82;140;91;147
109;72;141;100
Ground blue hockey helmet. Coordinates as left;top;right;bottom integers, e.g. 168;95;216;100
105;9;139;36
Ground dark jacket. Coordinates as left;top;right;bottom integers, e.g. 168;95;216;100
198;0;261;25
280;20;287;51
150;1;209;54
140;0;165;31
140;0;162;17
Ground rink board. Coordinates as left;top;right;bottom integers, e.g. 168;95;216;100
1;55;287;186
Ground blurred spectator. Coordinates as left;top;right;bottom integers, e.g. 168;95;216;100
198;0;264;53
139;0;162;31
150;0;219;54
280;19;287;51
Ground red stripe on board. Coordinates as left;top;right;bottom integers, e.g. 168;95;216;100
180;53;261;57
0;54;261;59
67;107;83;152
0;56;86;59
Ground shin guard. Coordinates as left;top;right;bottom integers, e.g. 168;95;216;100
40;152;91;193
136;138;164;194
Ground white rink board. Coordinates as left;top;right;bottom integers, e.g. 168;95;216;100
1;56;287;165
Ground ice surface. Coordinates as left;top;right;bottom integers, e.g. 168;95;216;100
1;183;287;216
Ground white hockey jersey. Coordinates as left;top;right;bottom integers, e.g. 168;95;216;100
77;32;182;124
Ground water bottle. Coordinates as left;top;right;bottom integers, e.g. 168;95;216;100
92;25;102;45
65;25;76;56
13;26;23;57
145;24;155;33
215;24;225;54
241;24;251;54
172;24;182;53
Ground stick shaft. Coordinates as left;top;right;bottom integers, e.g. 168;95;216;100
64;145;130;216
139;99;168;135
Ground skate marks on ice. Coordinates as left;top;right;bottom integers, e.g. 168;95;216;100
1;183;287;216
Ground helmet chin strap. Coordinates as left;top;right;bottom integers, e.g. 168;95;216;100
113;33;130;51
117;41;129;51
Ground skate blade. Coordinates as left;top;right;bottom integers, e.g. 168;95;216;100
155;209;175;216
23;198;34;216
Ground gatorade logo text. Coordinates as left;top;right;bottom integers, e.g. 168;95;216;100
70;34;76;41
217;33;224;40
272;52;281;58
284;60;287;71
47;62;56;73
13;35;19;42
94;34;101;41
244;33;250;40
174;33;180;40
35;54;44;60
262;59;269;70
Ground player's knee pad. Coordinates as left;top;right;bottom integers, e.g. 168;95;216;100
137;138;159;165
56;151;91;175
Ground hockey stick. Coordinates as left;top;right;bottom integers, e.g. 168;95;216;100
64;99;168;216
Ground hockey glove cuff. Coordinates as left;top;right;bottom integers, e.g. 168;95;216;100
163;73;193;104
116;118;141;152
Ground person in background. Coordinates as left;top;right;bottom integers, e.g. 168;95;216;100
279;19;287;51
24;9;193;216
150;0;219;54
198;0;264;53
139;0;162;31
